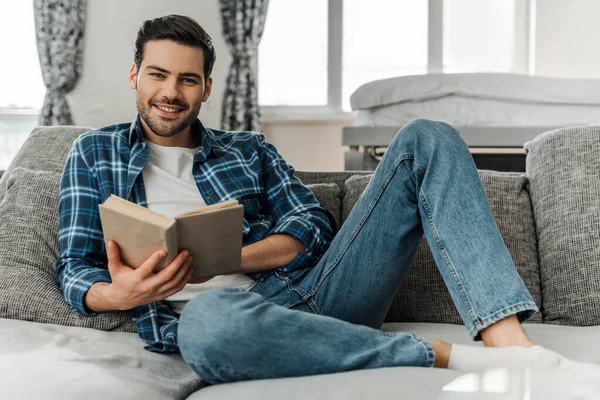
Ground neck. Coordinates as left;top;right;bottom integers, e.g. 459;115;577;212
139;118;199;148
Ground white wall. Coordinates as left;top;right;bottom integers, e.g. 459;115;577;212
68;0;230;129
535;0;600;78
263;120;349;171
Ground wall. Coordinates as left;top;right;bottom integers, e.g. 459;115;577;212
263;120;350;172
535;0;600;78
68;0;230;129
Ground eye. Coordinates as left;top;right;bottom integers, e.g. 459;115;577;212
181;78;198;85
150;73;165;79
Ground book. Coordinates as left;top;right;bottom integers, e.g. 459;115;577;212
98;195;244;279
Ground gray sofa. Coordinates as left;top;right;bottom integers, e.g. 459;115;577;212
0;125;599;400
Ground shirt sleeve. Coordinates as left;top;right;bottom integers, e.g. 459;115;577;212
255;134;336;271
55;138;112;316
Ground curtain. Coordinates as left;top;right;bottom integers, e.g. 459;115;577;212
219;0;269;132
34;0;87;125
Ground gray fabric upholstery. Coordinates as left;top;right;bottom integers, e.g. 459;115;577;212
525;125;600;326
0;167;136;332
0;170;4;180
0;126;90;204
305;183;341;229
342;170;542;324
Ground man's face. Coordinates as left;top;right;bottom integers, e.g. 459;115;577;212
128;40;213;138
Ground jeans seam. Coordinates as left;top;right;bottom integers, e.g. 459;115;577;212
418;190;480;326
305;154;415;299
274;270;311;300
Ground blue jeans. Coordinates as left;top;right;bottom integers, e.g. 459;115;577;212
177;119;537;383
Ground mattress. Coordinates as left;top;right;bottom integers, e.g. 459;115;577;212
351;73;600;127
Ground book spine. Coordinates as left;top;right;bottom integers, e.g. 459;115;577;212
157;221;178;271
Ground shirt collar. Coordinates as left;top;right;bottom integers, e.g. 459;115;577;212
128;114;215;161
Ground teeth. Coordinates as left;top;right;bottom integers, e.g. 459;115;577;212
156;105;180;113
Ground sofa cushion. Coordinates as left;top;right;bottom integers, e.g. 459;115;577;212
342;170;542;324
525;126;600;326
0;167;136;332
305;183;341;229
0;126;90;204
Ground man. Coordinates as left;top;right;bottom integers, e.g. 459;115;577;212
56;14;584;384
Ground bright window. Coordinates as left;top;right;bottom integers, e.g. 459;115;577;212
343;0;428;110
443;0;517;73
258;0;328;106
0;0;45;169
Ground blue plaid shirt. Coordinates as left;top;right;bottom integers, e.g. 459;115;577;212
55;116;335;353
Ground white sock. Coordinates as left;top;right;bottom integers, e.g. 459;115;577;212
557;355;600;371
447;345;561;372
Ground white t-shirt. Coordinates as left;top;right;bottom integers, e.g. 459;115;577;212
142;141;255;313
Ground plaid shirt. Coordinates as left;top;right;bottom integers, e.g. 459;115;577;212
55;116;335;353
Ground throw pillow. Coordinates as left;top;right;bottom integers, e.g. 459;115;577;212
525;126;600;326
0;167;136;332
342;170;542;325
0;126;90;204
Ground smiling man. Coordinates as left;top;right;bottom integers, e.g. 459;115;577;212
55;14;592;385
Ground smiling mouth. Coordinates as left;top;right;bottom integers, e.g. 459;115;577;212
153;104;186;115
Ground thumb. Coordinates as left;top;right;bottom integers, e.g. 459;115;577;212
106;240;125;272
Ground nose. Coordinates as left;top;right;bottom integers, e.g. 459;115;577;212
160;77;181;99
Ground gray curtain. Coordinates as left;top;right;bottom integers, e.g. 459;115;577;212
34;0;87;125
219;0;269;132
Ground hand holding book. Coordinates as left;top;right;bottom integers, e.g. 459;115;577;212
98;195;245;280
85;240;195;312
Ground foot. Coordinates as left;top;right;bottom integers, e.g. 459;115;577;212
447;345;561;372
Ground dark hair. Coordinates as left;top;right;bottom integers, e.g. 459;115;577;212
134;14;216;79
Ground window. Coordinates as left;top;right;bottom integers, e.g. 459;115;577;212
259;0;531;115
443;0;517;73
258;0;328;107
0;0;46;169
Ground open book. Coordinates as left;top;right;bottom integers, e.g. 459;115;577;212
98;195;244;279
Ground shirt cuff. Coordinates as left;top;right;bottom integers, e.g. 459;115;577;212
69;269;112;316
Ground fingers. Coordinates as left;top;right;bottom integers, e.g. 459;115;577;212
137;249;169;276
145;250;190;288
159;255;193;294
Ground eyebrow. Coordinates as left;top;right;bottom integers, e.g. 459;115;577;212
146;65;203;80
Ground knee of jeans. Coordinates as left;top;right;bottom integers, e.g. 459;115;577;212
392;119;466;155
177;288;260;381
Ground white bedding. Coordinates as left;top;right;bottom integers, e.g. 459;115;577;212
351;73;600;127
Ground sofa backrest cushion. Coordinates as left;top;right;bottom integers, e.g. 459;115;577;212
525;125;600;326
0;167;136;331
304;183;341;229
342;170;542;324
0;126;91;204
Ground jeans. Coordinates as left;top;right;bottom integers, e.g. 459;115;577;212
177;119;537;383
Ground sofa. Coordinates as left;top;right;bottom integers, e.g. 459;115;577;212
0;125;599;399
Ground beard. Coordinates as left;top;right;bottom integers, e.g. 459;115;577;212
136;92;202;138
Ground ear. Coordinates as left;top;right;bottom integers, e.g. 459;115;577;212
202;76;213;102
128;63;138;90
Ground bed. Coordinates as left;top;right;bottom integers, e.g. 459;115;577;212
344;73;600;171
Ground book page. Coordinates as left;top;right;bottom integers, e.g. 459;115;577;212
175;199;240;218
101;195;172;228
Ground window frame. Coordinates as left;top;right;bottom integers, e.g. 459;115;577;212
260;0;534;121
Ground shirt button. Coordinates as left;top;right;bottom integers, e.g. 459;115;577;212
256;273;262;278
206;196;211;200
